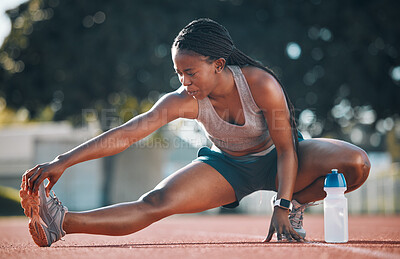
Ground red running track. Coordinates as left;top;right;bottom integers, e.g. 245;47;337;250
1;214;399;259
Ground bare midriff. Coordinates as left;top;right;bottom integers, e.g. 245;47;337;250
219;138;274;157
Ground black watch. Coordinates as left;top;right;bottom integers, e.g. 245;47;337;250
274;198;293;211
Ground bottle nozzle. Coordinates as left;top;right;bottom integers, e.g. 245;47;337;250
324;169;347;188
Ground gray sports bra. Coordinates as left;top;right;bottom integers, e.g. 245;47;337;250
195;65;271;152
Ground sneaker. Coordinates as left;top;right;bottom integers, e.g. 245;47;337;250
270;194;316;239
20;180;68;247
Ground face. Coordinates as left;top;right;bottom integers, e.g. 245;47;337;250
172;48;218;99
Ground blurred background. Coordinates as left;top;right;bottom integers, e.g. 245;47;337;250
0;0;399;216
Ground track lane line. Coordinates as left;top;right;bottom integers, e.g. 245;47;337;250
174;230;399;259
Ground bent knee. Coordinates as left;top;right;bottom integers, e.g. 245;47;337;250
347;149;371;189
139;189;174;217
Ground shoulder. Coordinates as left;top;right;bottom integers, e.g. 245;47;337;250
241;66;286;109
150;86;198;119
160;86;192;103
241;66;283;97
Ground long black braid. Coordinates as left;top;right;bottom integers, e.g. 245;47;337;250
172;18;299;152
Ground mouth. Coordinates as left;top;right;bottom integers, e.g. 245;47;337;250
187;90;199;97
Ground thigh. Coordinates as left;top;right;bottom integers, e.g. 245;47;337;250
292;138;370;193
145;161;237;214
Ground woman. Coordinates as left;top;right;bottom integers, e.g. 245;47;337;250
20;18;370;247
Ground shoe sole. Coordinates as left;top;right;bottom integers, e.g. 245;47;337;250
294;229;306;239
20;179;49;247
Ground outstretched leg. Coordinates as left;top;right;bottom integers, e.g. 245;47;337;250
63;161;236;236
277;138;371;204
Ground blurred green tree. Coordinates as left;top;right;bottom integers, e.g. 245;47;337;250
0;0;399;203
1;0;399;130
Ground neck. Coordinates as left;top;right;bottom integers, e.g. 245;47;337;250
208;67;235;101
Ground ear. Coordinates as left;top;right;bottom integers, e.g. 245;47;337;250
214;58;226;73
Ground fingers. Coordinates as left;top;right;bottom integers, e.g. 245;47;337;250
32;174;46;194
22;161;62;198
282;230;295;242
265;226;304;243
29;168;43;194
277;228;304;243
22;165;39;192
45;180;54;198
23;164;47;195
27;167;39;194
263;223;275;242
290;228;305;242
275;229;294;242
263;208;305;243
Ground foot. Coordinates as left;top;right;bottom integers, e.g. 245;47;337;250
270;194;316;239
288;199;308;238
20;179;68;247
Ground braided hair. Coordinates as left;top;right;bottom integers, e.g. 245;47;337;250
172;18;299;152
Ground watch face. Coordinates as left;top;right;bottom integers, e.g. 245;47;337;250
280;199;291;208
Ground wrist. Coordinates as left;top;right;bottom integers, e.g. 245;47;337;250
274;198;293;211
274;206;290;214
55;154;71;168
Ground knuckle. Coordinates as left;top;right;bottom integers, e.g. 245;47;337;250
24;169;32;177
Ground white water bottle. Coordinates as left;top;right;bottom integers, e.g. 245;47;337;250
324;169;348;243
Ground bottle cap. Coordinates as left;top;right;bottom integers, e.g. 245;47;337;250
324;169;347;188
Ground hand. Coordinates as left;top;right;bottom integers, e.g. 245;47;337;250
264;206;304;242
22;156;67;197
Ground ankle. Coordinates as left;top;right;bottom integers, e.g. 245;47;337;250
62;212;71;234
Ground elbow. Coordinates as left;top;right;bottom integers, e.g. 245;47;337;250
277;148;298;163
277;149;299;169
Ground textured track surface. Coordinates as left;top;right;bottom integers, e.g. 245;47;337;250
1;215;399;259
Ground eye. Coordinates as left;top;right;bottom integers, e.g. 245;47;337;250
187;72;196;77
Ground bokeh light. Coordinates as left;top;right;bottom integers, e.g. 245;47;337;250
350;127;364;144
357;106;377;125
155;44;168;59
319;27;332;41
391;66;400;81
286;42;301;60
169;75;180;89
299;109;316;126
369;132;381;147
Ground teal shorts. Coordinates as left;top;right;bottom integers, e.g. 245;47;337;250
194;132;304;208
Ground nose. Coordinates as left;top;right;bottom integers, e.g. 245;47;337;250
180;75;192;86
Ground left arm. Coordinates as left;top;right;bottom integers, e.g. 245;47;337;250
258;79;297;204
245;68;302;242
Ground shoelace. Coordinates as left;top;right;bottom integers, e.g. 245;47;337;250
51;190;63;206
40;190;63;228
47;190;65;240
46;190;64;224
289;202;318;229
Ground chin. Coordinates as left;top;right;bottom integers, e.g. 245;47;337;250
193;93;206;100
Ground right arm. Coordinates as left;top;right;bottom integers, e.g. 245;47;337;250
23;89;197;195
